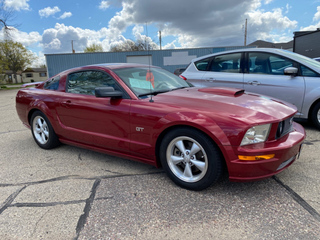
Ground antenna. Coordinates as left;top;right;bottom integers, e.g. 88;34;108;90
145;22;154;102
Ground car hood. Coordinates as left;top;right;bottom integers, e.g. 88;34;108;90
153;87;297;125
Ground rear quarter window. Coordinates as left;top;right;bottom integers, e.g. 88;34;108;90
195;58;211;71
44;76;60;90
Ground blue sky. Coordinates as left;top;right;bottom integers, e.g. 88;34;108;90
1;0;320;66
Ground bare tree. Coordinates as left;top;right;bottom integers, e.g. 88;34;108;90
110;39;158;52
0;2;16;38
84;43;103;53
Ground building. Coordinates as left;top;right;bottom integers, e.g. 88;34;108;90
0;68;48;84
248;40;293;51
22;68;48;83
0;70;22;84
293;29;320;58
45;46;254;78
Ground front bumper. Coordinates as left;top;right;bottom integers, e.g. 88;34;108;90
223;122;305;182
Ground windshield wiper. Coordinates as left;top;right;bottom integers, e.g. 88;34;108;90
138;89;171;97
172;86;187;91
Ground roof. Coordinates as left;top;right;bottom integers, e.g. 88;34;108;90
23;68;47;73
248;40;293;49
294;29;320;38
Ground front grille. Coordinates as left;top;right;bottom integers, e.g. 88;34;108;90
276;117;293;139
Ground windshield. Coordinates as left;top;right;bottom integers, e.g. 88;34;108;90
281;50;320;69
113;67;191;97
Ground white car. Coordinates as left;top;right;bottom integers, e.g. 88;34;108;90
181;48;320;130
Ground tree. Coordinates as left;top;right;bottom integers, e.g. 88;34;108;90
0;40;35;83
84;43;103;53
110;39;158;52
0;2;16;37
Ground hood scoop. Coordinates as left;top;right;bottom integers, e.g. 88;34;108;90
198;87;245;97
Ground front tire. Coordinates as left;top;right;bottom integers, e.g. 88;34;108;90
30;111;60;149
160;127;223;191
311;102;320;130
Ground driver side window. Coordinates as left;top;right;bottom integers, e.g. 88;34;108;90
67;70;119;95
248;53;294;75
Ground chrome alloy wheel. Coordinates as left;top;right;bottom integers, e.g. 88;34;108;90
166;136;208;183
32;116;49;145
317;108;320;123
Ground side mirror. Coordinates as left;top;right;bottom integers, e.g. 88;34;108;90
95;87;123;98
284;67;298;76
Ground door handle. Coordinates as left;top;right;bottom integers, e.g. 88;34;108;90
61;100;72;108
247;81;261;86
205;77;215;82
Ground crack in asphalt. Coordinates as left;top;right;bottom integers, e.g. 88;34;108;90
273;176;320;222
10;200;87;208
0;171;164;239
0;129;29;135
0;171;163;187
31;209;50;239
75;179;101;240
303;139;320;145
0;185;27;214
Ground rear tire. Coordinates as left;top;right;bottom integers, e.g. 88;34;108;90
30;111;60;149
311;102;320;130
160;127;223;191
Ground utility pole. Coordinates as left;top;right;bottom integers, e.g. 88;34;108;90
71;40;75;53
244;19;247;46
159;31;162;50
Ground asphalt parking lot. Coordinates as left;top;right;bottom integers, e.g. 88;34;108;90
0;89;319;240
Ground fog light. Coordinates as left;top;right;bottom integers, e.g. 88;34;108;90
238;154;275;161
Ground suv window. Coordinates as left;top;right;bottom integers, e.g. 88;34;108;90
209;53;241;73
249;53;294;75
195;58;211;71
300;65;320;77
67;70;120;95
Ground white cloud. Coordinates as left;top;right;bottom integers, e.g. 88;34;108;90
6;0;309;65
40;23;110;53
264;0;273;4
99;1;110;10
4;0;29;11
313;6;320;22
0;27;41;47
59;12;72;19
285;4;291;14
39;6;61;18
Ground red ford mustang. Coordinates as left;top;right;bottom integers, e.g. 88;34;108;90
16;63;305;190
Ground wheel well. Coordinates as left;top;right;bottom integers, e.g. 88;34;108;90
155;125;225;168
308;98;320;119
28;109;40;124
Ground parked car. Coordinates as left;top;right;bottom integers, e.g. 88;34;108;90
180;48;320;130
174;68;186;76
16;63;305;190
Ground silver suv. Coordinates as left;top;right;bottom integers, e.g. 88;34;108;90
181;48;320;130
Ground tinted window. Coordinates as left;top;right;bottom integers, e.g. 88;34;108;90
301;65;320;77
67;71;119;95
44;76;60;90
209;53;241;73
249;52;294;75
195;58;211;71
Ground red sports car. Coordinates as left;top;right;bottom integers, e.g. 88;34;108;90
16;63;305;190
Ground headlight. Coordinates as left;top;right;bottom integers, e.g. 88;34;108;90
240;124;271;146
